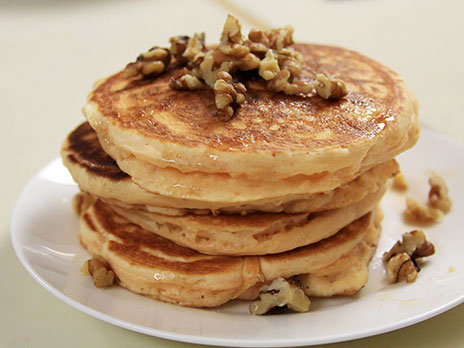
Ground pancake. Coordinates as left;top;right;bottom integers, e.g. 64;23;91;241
79;197;375;307
110;186;385;255
295;208;382;297
99;134;384;203
84;43;419;181
62;122;398;214
239;209;381;300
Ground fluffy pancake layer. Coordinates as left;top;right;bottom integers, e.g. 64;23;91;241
111;186;384;255
79;197;377;307
62;122;398;214
99;135;381;202
296;208;382;297
239;208;381;300
84;43;419;180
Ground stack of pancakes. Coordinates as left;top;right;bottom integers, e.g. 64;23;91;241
62;43;419;308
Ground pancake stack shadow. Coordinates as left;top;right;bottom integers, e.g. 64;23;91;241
61;43;420;309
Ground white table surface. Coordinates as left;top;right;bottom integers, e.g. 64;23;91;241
2;0;463;347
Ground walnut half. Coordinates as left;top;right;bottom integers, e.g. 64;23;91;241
386;253;419;283
249;277;311;315
383;230;435;284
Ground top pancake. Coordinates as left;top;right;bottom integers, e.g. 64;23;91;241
84;43;419;179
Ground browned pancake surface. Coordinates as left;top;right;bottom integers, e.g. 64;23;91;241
86;199;370;276
80;197;375;307
90;43;405;153
65;122;128;181
87;200;246;274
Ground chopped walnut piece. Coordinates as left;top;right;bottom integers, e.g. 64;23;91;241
234;51;260;71
383;230;435;284
383;230;435;262
428;174;452;213
249;277;310;315
404;197;443;223
219;43;249;58
83;257;115;288
182;33;205;61
124;46;171;78
386;253;419;283
392;171;408;191
220;14;243;45
267;69;312;95
248;26;295;51
259;50;280;80
123;15;349;119
80;261;90;276
243;40;268;56
194;51;236;87
275;48;303;76
169;35;190;63
169;68;205;90
217;15;260;72
214;71;247;119
315;73;348;99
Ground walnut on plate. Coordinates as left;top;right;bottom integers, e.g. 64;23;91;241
392;171;408;191
249;277;311;315
403;197;444;223
383;230;435;284
428;173;452;213
81;256;115;288
385;253;419;283
403;173;451;223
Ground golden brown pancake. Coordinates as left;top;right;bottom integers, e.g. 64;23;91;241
99;136;382;203
62;122;398;214
111;186;385;255
83;43;419;181
239;209;381;300
295;208;382;297
79;197;375;307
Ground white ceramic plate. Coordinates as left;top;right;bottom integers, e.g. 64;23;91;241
11;128;464;347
